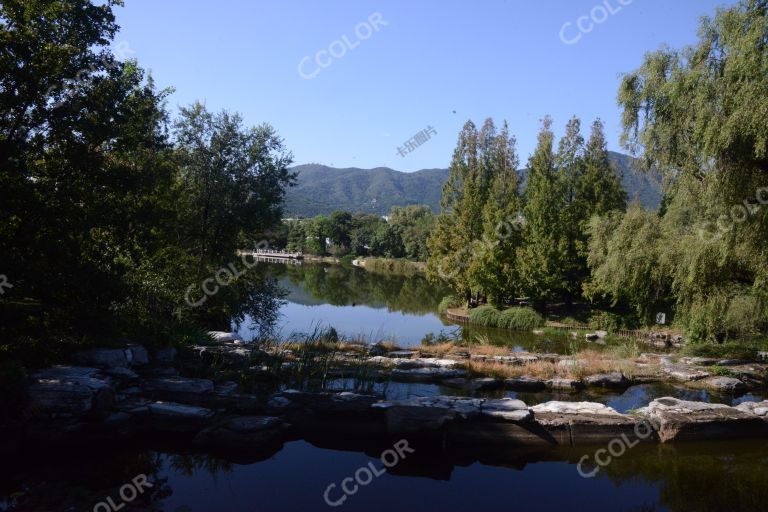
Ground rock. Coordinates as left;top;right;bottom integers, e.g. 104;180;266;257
503;376;546;391
584;372;631;389
735;401;768;418
394;358;460;369
531;401;625;416
374;396;483;434
391;367;466;382
480;398;531;421
693;376;746;393
274;390;379;413
368;343;390;356
142;377;214;403
147;401;214;431
126;344;149;366
103;367;139;382
716;359;748;366
387;351;418;359
154;347;177;364
643;397;768;442
680;357;718;366
532;330;544;335
585;333;599;341
758;351;768;362
214;381;239;396
469;354;538;365
662;364;711;382
531;401;645;445
557;359;582;369
207;331;244;344
72;348;128;368
71;345;148;368
193;415;283;448
595;330;608;338
546;378;584;391
27;366;115;418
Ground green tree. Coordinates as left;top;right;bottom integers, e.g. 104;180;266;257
468;121;522;306
516;116;567;311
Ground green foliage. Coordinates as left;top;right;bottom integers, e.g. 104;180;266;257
497;308;544;331
0;0;293;352
682;341;763;360
468;306;503;328
438;295;462;314
709;365;737;377
590;310;637;331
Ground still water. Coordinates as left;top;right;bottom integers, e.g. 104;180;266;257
4;437;768;511
5;262;765;511
235;262;580;352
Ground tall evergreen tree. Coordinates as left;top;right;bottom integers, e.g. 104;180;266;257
556;117;586;300
426;120;480;303
516;116;567;311
580;119;627;217
468;121;522;306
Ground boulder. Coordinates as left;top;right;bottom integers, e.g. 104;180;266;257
274;390;379;413
374;396;482;435
193;416;284;448
142;377;214;403
27;366;115;418
126;344;149;366
72;349;128;368
146;401;214;431
387;351;419;359
207;331;244;344
585;333;599;341
390;367;466;382
735;401;768;418
662;364;711;382
503;376;546;391
546;378;584;391
642;397;768;442
584;372;631;389
480;398;531;421
154;347;177;364
693;376;746;393
531;401;645;445
442;377;502;391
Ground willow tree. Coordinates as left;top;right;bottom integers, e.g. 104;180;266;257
614;0;768;339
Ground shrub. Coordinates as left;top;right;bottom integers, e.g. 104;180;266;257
590;310;638;331
498;308;544;331
468;306;503;328
438;295;461;314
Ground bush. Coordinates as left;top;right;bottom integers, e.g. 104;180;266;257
681;341;762;360
438;295;461;314
590;310;637;331
468;306;503;328
498;308;544;331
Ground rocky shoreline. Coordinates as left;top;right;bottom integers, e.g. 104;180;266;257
6;336;768;457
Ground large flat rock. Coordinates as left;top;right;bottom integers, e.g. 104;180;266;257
390;367;466;382
641;397;768;442
27;366;114;418
530;401;646;445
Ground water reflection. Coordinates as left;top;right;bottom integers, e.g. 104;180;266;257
3;437;768;512
235;262;587;351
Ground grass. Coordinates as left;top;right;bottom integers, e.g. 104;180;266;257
681;340;766;360
467;347;641;380
498;308;545;330
468;306;503;327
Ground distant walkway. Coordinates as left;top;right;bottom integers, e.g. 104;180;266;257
237;249;303;260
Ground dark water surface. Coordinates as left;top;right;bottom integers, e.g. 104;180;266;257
4;437;768;512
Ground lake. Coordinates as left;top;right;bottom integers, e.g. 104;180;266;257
234;262;586;353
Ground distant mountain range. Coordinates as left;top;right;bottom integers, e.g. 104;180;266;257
284;151;663;217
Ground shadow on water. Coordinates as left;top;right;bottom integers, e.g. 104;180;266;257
2;434;768;512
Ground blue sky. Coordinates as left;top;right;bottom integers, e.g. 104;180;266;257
115;0;734;171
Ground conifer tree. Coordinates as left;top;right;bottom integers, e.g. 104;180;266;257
516;116;567;311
